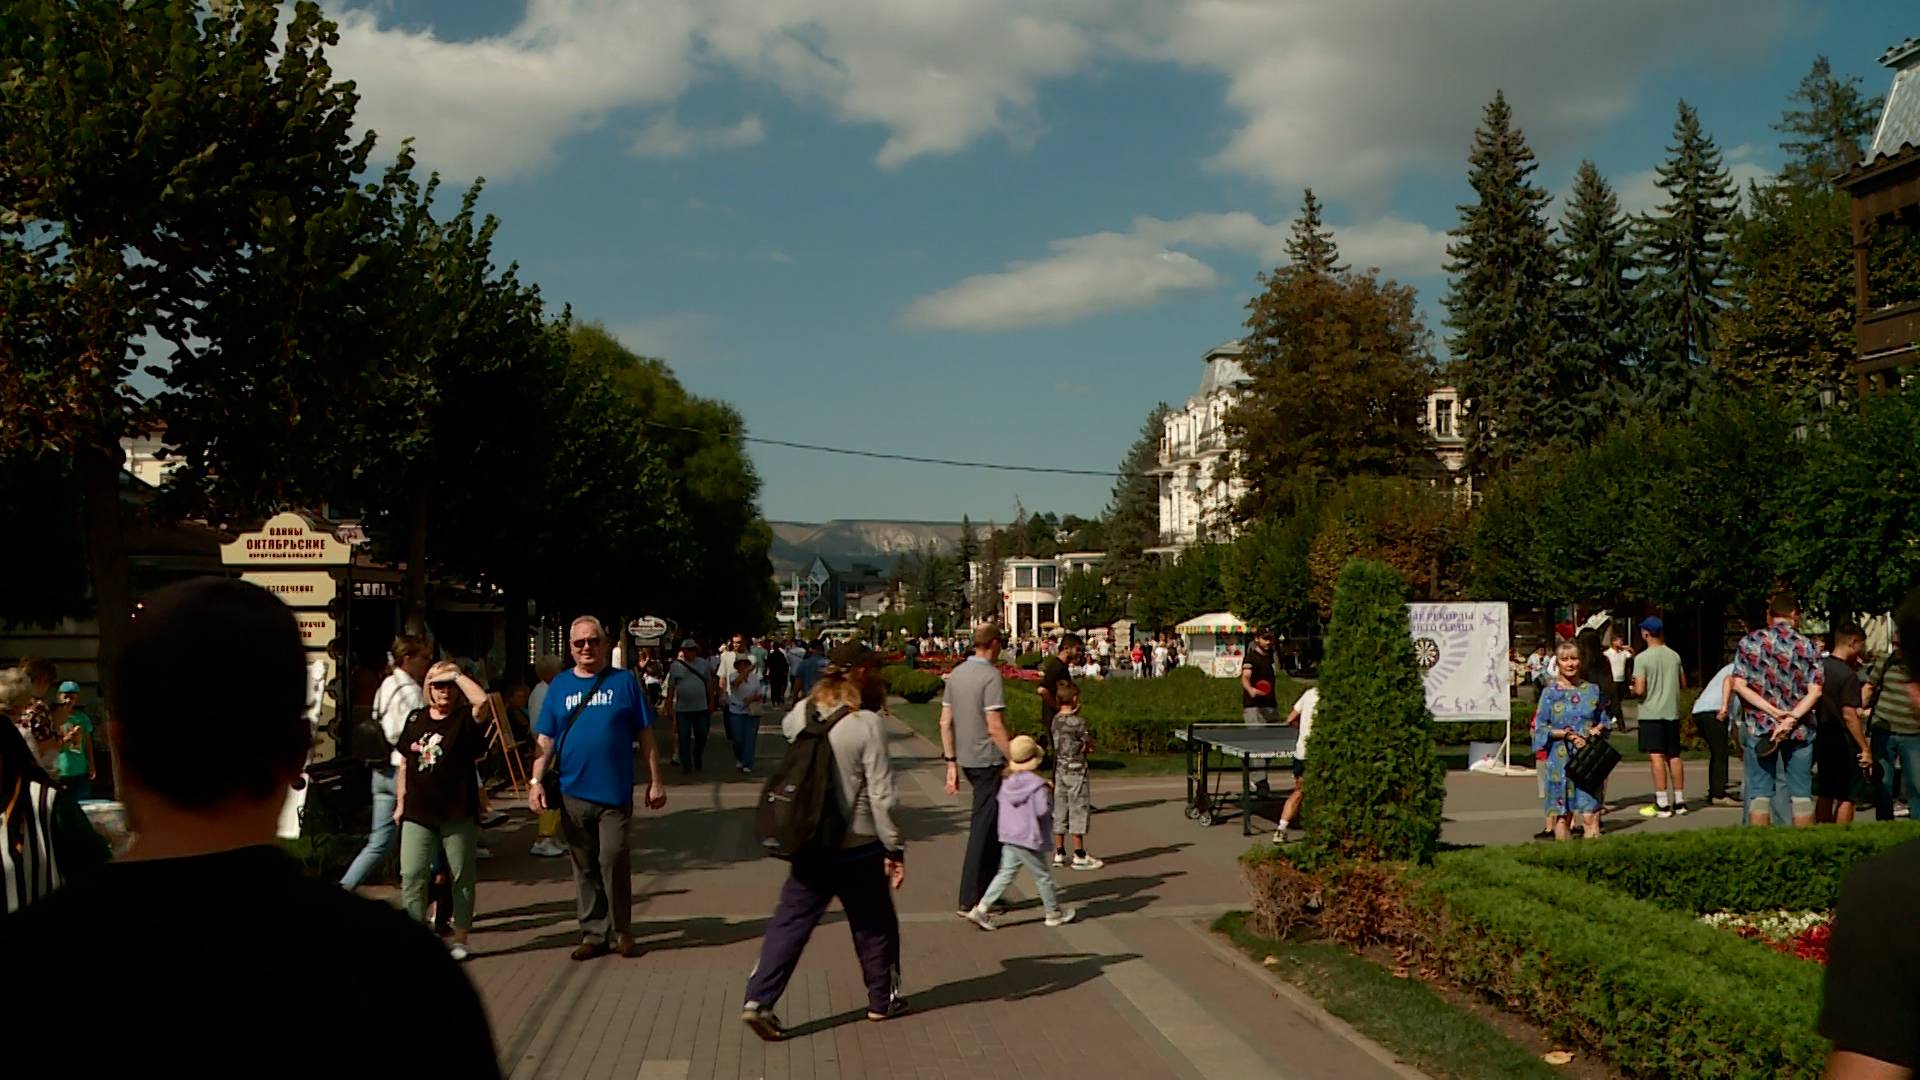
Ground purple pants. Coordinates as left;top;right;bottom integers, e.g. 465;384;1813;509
744;844;902;1014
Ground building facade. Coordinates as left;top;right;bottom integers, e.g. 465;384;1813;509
1151;342;1470;552
975;551;1106;640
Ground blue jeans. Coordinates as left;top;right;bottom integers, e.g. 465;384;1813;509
975;844;1061;914
1869;730;1920;820
340;766;398;888
726;710;759;769
1742;731;1813;823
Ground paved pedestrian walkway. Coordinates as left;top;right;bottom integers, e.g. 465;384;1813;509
451;714;1424;1079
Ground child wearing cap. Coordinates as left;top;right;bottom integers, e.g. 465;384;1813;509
1048;683;1102;870
963;735;1078;930
53;681;95;801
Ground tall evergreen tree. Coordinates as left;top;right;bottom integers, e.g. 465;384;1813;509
1103;404;1170;597
1443;91;1568;471
1286;189;1345;275
956;515;980;621
1557;161;1642;433
1774;55;1878;188
1636;100;1737;410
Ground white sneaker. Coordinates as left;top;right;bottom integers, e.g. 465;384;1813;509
1673;803;1690;816
449;943;471;962
1071;854;1104;870
1044;907;1079;927
475;846;494;859
1052;851;1066;867
964;905;996;931
529;837;566;858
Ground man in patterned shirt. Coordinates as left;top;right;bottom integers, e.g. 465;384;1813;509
1730;594;1825;828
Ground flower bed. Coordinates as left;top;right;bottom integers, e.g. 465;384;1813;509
1699;910;1833;964
1244;823;1920;1078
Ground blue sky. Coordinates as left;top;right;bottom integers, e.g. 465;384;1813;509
323;0;1913;524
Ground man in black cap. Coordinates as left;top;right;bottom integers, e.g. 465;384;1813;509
742;642;907;1040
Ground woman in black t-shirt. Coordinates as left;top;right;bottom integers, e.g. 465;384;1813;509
395;661;493;960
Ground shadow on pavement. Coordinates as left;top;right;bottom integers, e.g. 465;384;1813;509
782;952;1144;1039
1094;799;1172;814
1057;871;1185;918
1096;843;1191;866
486;913;773;958
478;890;691;934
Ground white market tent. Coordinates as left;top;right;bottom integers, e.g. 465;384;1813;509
1174;612;1249;635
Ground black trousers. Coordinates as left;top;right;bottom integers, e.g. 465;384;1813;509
958;767;1003;911
1691;711;1731;801
744;844;901;1014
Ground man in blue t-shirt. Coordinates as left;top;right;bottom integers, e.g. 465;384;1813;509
531;615;667;961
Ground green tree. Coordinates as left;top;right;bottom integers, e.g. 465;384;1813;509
1443;91;1568;471
1302;560;1445;864
1223;511;1318;632
956;516;980;623
1773;386;1920;615
1716;182;1856;400
1;0;381;688
1133;544;1228;631
1228;214;1434;521
974;523;1005;626
1058;569;1119;630
1774;55;1877;188
1304;478;1467;618
1286;189;1345;276
1103;404;1170;609
1557;161;1643;430
1636;100;1738;410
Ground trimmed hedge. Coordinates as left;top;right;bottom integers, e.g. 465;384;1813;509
881;665;945;704
1000;665;1299;753
1242;825;1920;1078
1512;821;1920;914
1013;651;1045;670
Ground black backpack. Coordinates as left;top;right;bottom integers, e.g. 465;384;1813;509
754;705;852;860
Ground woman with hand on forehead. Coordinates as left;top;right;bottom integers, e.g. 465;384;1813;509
396;661;494;961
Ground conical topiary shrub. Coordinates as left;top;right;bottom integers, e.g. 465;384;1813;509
1301;559;1444;864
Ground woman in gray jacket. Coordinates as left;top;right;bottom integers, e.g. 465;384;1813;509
741;642;906;1040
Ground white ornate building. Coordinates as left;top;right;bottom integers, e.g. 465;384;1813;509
1150;341;1469;552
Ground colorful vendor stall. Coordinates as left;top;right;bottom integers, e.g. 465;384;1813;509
1174;611;1252;677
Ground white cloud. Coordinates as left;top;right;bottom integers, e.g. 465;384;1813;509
606;313;707;359
629;114;765;158
904;209;1450;330
904;231;1218;330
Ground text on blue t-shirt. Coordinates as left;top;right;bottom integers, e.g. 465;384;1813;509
535;667;654;806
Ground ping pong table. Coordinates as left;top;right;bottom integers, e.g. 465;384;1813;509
1178;723;1300;836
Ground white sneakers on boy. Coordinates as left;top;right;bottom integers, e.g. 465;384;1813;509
1070;854;1104;870
1044;907;1079;927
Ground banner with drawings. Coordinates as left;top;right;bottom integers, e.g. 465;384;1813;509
1406;602;1510;721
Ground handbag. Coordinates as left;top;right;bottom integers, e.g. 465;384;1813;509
1565;732;1622;797
540;669;611;810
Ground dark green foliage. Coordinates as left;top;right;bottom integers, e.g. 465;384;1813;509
1717;182;1857;398
1285;189;1345;276
1302;560;1444;864
1772;385;1920;614
1514;821;1920;914
1228;211;1435;520
1132;543;1229;630
1443;91;1567;472
1223;514;1318;632
1774;54;1877;188
1057;568;1120;630
1556;161;1641;430
1636;100;1738;410
880;666;944;704
0;452;91;626
1012;652;1045;670
1000;665;1296;753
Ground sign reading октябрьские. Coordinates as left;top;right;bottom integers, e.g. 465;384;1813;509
220;512;351;567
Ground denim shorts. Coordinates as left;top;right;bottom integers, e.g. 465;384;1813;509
1743;730;1813;814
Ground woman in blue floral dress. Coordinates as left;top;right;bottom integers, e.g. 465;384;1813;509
1531;642;1614;840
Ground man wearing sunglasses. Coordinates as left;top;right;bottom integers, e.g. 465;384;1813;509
531;616;667;961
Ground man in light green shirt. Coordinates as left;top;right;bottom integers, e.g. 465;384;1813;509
1632;618;1688;816
53;680;95;801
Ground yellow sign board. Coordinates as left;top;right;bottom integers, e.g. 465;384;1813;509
292;612;337;651
221;512;351;567
241;571;337;608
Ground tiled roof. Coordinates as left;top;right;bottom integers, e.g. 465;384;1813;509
1873;36;1920;159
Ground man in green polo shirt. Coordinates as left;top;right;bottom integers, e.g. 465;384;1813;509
53;680;95;801
1632;618;1687;817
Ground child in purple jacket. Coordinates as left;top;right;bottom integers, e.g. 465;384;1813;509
962;735;1079;930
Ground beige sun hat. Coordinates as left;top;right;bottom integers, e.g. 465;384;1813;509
1007;734;1044;772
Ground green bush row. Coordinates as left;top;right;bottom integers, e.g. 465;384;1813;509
1012;651;1045;670
1407;847;1830;1079
1513;820;1920;914
999;666;1301;753
880;665;945;704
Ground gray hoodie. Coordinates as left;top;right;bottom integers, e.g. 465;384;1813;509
780;702;903;854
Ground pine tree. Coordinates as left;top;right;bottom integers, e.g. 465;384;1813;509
1103;404;1170;601
1557;161;1642;433
955;515;980;621
1443;91;1568;471
1636;100;1737;411
1302;559;1445;864
1774;55;1878;188
1286;189;1345;275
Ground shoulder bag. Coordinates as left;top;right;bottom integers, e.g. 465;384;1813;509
540;669;612;810
1565;730;1621;797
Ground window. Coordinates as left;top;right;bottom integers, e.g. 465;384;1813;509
1435;399;1455;438
1037;602;1056;628
1015;566;1033;589
1037;565;1057;590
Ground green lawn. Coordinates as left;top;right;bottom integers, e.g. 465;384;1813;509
1213;913;1562;1080
885;699;1193;776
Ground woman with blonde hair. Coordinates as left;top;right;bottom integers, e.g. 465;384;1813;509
395;661;494;960
741;643;907;1041
1;670;107;913
1531;641;1614;840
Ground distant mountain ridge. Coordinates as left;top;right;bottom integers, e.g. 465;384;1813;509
769;519;964;574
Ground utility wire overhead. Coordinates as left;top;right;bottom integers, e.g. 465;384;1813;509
637;419;1132;478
